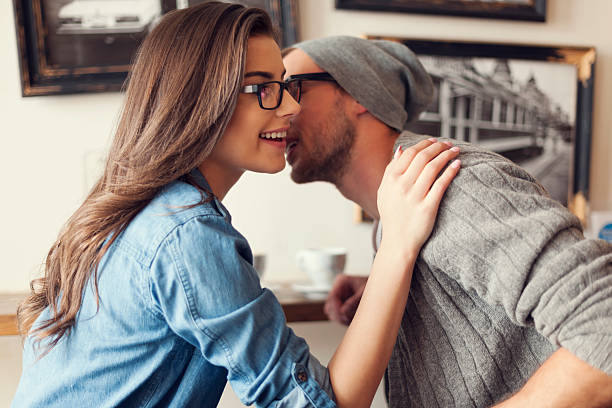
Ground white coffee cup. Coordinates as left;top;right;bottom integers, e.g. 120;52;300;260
296;248;347;289
253;253;266;278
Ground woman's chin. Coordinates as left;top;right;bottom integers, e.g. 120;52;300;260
268;160;286;174
251;159;286;174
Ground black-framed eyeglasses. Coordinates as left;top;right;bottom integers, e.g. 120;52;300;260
241;80;301;110
285;72;336;84
285;72;336;106
284;72;337;95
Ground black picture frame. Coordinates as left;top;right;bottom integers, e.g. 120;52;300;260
366;36;595;225
336;0;546;22
12;0;299;97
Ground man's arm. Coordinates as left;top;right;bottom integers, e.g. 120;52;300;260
418;154;612;404
326;280;612;407
494;348;612;408
393;134;612;404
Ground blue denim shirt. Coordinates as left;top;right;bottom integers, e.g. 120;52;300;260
13;169;336;408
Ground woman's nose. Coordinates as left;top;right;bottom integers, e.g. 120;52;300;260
277;89;301;118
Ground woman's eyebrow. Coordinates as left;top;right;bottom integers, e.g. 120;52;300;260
244;69;286;80
244;71;273;79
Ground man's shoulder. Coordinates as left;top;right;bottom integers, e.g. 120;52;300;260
397;131;536;182
398;131;504;160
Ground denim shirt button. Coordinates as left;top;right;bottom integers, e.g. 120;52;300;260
297;371;308;383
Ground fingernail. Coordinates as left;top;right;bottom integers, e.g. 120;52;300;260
428;137;437;142
451;146;460;152
394;145;402;159
444;141;453;147
451;159;461;168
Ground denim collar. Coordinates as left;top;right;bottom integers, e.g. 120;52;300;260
189;167;213;192
188;167;231;219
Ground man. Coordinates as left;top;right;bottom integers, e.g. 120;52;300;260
283;36;612;407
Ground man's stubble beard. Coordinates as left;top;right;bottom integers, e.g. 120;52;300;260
290;101;356;186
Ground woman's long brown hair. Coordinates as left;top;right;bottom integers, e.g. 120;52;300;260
18;2;275;351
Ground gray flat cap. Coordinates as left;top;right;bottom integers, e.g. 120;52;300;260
294;36;433;130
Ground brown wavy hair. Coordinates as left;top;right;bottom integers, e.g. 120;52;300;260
18;2;275;351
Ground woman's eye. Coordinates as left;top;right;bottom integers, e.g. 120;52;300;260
260;85;272;98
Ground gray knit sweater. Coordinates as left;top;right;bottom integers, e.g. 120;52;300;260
377;131;612;407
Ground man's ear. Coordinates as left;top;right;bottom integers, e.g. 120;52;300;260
350;99;368;116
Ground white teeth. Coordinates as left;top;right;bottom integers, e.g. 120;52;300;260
259;131;287;139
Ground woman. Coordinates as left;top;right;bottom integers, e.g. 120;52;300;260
13;3;460;407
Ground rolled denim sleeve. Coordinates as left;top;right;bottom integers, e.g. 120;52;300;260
275;357;335;407
149;214;335;407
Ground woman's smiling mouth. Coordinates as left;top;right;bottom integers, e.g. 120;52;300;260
259;128;287;148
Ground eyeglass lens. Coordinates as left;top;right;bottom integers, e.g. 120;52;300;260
259;81;301;109
259;83;280;109
285;80;301;103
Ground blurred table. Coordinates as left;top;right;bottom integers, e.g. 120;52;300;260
0;285;326;336
266;281;328;323
0;293;22;336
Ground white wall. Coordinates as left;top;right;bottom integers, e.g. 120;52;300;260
2;0;611;406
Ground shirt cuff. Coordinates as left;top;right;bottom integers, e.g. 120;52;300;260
274;355;336;407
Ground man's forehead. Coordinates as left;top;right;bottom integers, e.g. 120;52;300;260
283;48;324;76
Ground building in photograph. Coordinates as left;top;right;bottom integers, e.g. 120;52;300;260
409;56;574;204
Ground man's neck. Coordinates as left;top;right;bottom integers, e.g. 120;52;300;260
335;123;399;220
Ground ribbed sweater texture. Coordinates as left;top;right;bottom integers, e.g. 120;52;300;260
377;132;612;407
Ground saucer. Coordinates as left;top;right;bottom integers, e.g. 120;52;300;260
292;283;332;293
291;283;332;299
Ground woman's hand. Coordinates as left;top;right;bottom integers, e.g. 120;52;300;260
377;138;460;258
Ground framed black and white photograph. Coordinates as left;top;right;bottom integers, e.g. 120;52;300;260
184;0;298;46
368;37;595;225
12;0;299;96
336;0;546;22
